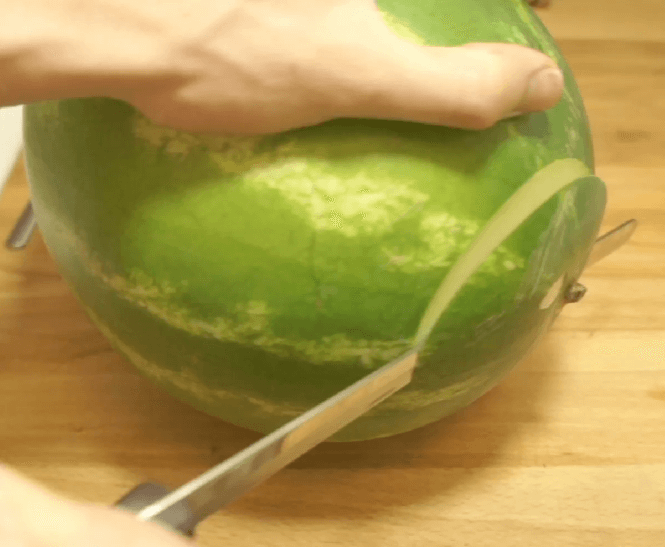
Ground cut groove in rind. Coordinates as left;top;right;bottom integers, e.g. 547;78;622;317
414;158;591;346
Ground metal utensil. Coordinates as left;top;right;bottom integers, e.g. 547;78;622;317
585;219;637;267
113;217;639;538
115;347;421;536
5;201;36;250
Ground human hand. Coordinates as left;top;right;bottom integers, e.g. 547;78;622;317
0;465;191;547
119;0;565;134
6;0;564;135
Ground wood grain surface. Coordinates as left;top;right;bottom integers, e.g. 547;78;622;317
1;1;664;545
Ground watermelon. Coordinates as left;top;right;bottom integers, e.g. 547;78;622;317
22;0;606;441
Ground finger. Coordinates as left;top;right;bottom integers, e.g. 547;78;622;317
331;32;565;130
0;465;190;547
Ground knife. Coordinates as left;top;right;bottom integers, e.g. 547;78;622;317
4;164;637;534
115;346;421;537
114;218;637;538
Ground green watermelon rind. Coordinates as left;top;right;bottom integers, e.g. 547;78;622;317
22;0;607;440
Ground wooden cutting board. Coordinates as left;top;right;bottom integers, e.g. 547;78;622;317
1;1;664;545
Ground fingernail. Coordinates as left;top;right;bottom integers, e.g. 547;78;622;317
501;67;564;120
523;66;565;109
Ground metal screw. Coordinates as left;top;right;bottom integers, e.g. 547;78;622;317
564;282;587;304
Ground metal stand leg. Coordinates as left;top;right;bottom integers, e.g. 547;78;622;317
5;201;37;250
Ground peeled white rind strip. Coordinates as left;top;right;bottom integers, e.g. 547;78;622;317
414;158;591;347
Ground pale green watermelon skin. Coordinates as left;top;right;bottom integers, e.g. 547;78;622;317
23;0;606;441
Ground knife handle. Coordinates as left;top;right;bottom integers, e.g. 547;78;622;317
115;482;197;538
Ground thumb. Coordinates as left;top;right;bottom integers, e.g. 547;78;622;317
339;36;565;130
0;465;190;547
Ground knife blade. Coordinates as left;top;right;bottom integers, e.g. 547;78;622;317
114;218;639;537
116;346;421;536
